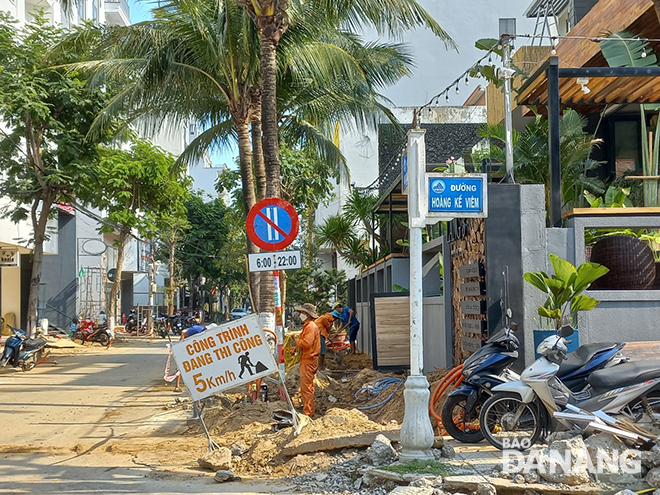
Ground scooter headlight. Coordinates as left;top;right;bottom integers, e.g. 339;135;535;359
536;335;559;356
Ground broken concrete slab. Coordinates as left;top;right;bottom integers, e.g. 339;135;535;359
442;474;489;491
388;486;434;495
282;429;400;456
198;447;232;471
364;468;405;483
488;477;608;495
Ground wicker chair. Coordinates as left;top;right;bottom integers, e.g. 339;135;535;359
589;235;656;290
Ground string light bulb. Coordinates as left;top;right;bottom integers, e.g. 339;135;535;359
642;47;648;58
551;37;557;55
445;93;450;103
488;54;493;66
465;75;469;86
455;84;460;94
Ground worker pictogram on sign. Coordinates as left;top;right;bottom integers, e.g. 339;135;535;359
246;198;299;251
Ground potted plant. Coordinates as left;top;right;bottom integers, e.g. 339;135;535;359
524;254;609;356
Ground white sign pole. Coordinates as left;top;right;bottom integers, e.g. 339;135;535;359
399;127;435;462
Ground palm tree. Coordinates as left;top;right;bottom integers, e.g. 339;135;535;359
69;0;425;313
239;0;455;200
477;109;604;210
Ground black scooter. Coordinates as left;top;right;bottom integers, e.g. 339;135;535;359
1;327;49;371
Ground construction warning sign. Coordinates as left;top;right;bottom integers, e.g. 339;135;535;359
171;315;277;401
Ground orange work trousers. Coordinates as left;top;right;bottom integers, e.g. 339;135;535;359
300;359;318;417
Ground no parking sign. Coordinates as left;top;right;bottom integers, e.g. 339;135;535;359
246;198;299;251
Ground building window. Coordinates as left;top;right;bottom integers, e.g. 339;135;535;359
38;284;47;311
92;0;99;21
614;120;641;177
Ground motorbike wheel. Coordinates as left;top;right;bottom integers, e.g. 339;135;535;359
98;332;110;346
73;331;85;345
625;392;660;425
441;394;485;443
21;355;36;372
479;392;543;451
0;354;9;368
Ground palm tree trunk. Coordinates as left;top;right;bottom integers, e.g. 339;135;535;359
251;91;267;201
236;120;262;311
260;34;281;199
26;190;55;336
108;228;130;334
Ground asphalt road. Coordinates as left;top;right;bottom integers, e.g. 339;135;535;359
0;337;296;494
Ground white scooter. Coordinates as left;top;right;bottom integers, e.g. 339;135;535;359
479;326;660;450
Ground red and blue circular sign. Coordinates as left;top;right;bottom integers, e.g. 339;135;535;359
246;198;299;251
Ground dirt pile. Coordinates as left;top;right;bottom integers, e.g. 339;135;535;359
326;352;373;370
176;364;450;476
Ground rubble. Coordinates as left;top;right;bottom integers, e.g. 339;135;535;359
642;444;660;469
230;441;248;456
646;467;660;487
388;487;434;495
538;436;591;485
197;447;232;471
366;434;399;466
440;444;455;459
476;482;497;495
213;469;235;482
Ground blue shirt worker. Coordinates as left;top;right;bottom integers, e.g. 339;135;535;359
334;303;360;355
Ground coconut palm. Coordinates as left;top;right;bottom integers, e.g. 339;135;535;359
239;0;455;199
66;0;423;312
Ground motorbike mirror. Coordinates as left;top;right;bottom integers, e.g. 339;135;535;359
506;309;512;318
560;325;574;338
509;322;518;331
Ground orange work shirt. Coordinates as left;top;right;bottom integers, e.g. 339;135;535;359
314;313;335;340
299;319;320;362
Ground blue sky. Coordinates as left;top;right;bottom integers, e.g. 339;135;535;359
127;0;238;168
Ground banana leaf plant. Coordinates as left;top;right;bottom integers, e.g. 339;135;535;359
600;32;660;206
523;254;609;330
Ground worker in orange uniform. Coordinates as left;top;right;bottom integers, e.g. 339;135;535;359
314;309;340;371
294;303;320;417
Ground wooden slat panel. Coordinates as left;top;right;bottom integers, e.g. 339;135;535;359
623;341;660;360
518;0;654;106
373;296;410;368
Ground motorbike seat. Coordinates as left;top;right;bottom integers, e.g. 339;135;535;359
588;360;660;391
557;342;619;377
23;338;46;351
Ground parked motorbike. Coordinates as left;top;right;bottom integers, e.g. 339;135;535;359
479;325;660;450
441;323;626;443
73;318;110;346
169;314;184;336
1;327;48;371
156;314;169;338
125;310;138;334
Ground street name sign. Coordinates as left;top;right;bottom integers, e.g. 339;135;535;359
248;250;301;272
401;151;409;195
171;315;277;402
246;198;299;251
426;173;488;220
